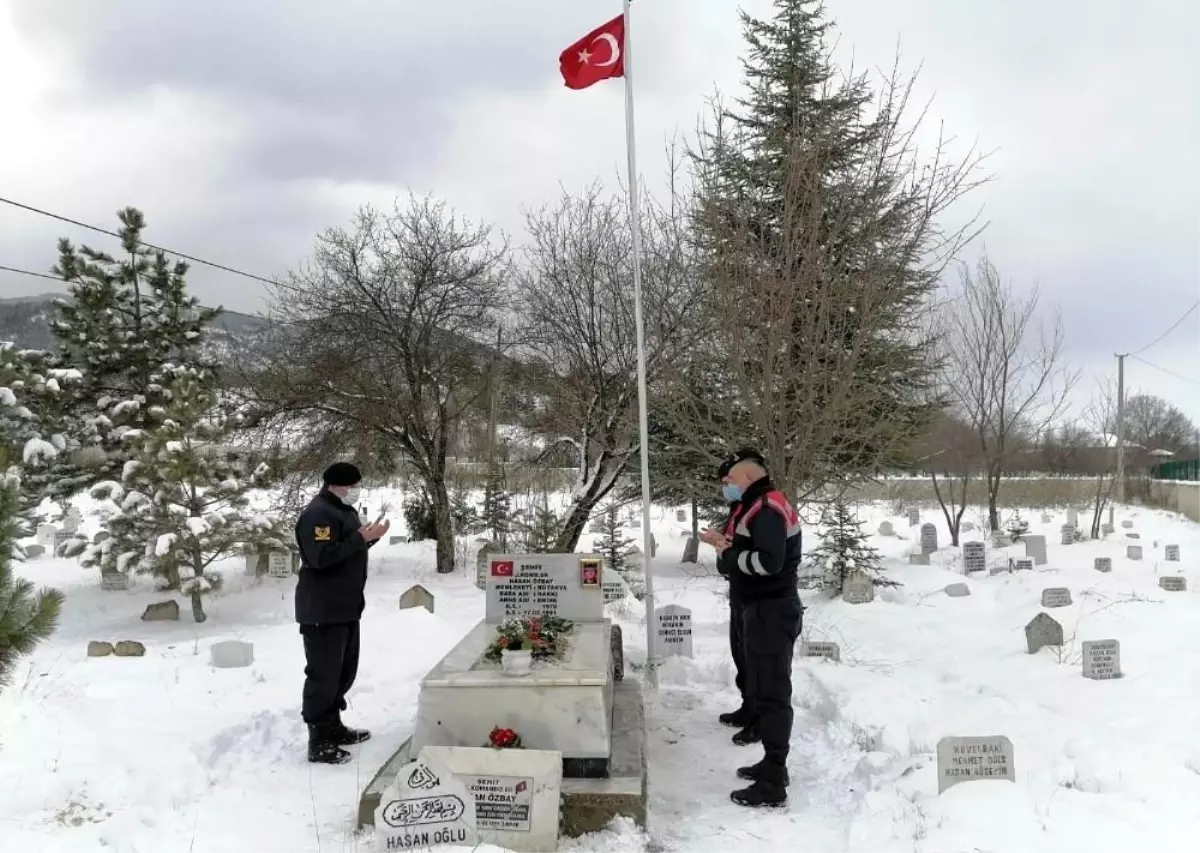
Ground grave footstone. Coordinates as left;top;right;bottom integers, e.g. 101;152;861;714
1023;535;1047;565
1081;639;1121;680
87;641;114;657
1165;544;1180;562
1060;524;1075;546
798;641;840;662
681;536;699;564
920;523;938;555
878;520;894;536
1125;532;1140;540
962;521;976;532
100;573;129;591
210;640;254;669
675;509;687;522
842;571;875;604
141;600;180;622
909;552;930;565
1159;576;1186;592
1121;520;1133;529
113;640;146;657
1025;612;1063;653
602;574;630;604
1040;587;1072;608
936;735;1016;794
1101;523;1114;536
267;551;292;579
962;541;986;574
654;604;693;659
24;544;46;559
1127;545;1143;561
399;584;435;613
1014;558;1034;572
944;582;971;597
1066;509;1079;527
1094;557;1112;573
907;507;920;526
374;750;479;851
475;542;502;591
1041;513;1053;524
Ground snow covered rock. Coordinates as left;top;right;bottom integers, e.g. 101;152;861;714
210;640;254;669
113;641;146;657
87;641;114;657
141;600;180;621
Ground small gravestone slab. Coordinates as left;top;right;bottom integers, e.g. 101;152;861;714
1023;535;1047;565
842;571;875;604
1125;532;1140;540
1159;576;1186;592
389;535;407;545
654;604;694;658
1066;509;1079;527
963;541;986;573
907;507;920;526
1094;557;1112;573
87;641;114;657
798;641;840;662
991;531;1009;549
1025;612;1063;653
936;735;1015;794
601;574;629;604
267;551;292;579
989;564;1011;576
35;523;59;549
878;520;894;536
1060;524;1075;546
681;536;699;563
1082;639;1121;680
945;582;971;597
1041;587;1072;608
141;600;180;622
475;542;502;591
1120;519;1133;529
920;523;938;554
24;544;46;559
1165;544;1180;561
100;573;129;591
1101;523;1114;536
399;585;435;613
1014;558;1034;572
210;640;254;669
1127;545;1143;561
675;509;687;522
1041;513;1053;523
113;640;146;657
962;521;976;532
374;749;478;851
909;552;930;565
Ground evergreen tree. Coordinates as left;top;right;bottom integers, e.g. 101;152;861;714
596;501;638;578
514;494;561;553
449;481;482;537
481;464;512;548
804;500;891;595
44;208;217;502
73;364;287;621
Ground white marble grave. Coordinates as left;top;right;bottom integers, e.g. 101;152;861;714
798;641;840;662
654;604;693;659
1066;509;1079;527
374;748;479;851
937;736;1015;794
1082;639;1121;680
485;554;605;622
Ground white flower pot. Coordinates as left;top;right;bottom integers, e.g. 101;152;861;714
501;648;532;676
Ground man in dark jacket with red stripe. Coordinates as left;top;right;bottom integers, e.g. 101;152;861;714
701;448;803;808
715;456;752;731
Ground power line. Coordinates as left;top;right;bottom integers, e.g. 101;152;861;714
0;263;62;283
1128;353;1200;385
1128;299;1200;356
0;195;276;286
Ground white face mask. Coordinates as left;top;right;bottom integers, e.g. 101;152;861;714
342;487;361;507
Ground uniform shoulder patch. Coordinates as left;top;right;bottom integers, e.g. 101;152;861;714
313;525;332;542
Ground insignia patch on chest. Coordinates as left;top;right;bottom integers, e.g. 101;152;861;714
313;526;331;542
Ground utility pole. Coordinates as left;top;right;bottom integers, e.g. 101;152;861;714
1115;353;1126;503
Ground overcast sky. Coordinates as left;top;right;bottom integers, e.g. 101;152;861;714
1;0;1197;424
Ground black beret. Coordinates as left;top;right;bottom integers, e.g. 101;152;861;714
718;447;766;477
322;462;362;487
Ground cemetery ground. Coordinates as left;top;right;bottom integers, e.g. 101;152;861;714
1;495;1199;852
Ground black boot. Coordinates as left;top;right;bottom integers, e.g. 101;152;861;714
718;707;753;728
307;725;352;765
331;722;371;745
737;759;790;786
730;780;787;808
732;727;761;746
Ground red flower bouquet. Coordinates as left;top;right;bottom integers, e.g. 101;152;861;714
486;726;523;749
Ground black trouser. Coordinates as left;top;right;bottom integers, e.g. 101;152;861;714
741;595;802;768
729;594;749;712
300;621;360;728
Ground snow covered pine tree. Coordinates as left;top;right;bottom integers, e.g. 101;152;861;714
597;501;642;597
805;500;893;596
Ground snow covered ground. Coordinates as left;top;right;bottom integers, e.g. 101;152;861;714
2;493;1199;852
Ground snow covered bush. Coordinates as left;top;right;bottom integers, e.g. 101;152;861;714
596;501;643;596
1006;509;1030;543
804;500;893;596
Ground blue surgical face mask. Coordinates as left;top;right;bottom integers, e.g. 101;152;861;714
722;483;743;502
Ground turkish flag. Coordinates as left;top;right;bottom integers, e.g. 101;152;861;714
491;560;514;577
559;15;625;90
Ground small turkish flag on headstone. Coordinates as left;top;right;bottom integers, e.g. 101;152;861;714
490;560;514;577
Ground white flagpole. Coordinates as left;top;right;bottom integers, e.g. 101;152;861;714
621;0;658;689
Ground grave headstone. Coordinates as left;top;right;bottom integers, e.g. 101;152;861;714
681;536;699;564
475;542;502;591
878;520;894;536
1040;513;1053;524
141;600;180;622
907;507;920;526
374;750;479;851
909;552;930;565
113;640;146;657
1081;639;1121;680
991;531;1009;549
1127;545;1143;561
675;509;687;522
1094;557;1112;573
100;573;129;591
1060;524;1075;546
842;571;875;604
1121;520;1133;529
267;551;292;579
1159;576;1187;592
485;554;605;622
1014;558;1034;572
654;604;694;658
920;523;938;554
989;564;1011;576
36;523;59;549
1023;535;1047;565
944;582;971;597
1025;612;1063;653
87;641;114;657
389;535;408;545
1125;532;1140;540
1101;523;1114;536
798;641;840;662
601;574;629;604
962;541;986;573
1165;544;1180;562
936;736;1016;794
400;584;435;613
1040;587;1072;608
24;544;46;559
962;521;976;532
61;508;82;533
210;640;255;669
1066;508;1079;527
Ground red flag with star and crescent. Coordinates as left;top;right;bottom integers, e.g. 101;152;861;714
559;14;625;90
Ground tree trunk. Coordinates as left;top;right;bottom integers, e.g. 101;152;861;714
691;497;699;538
986;468;1002;532
190;591;207;623
555;500;592;554
430;479;455;573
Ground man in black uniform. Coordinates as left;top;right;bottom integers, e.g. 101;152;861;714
714;456;752;733
295;462;389;764
701;448;802;808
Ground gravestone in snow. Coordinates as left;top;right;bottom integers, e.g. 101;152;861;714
962;521;976;532
1060;524;1075;546
1014;558;1034;572
1025;612;1063;654
675;509;687;522
962;541;986;574
1165;544;1180;562
944;582;971;598
100;573;130;591
1081;639;1121;680
842;571;875;604
1041;513;1053;524
1125;532;1140;540
1101;523;1114;536
920;523;938;555
141;600;180;622
909;552;930;565
601;573;630;604
399;584;435;613
654;604;693;659
374;750;479;851
989;563;1011;576
681;536;699;563
798;641;840;662
1094;557;1113;573
1023;535;1047;565
389;535;408;545
936;735;1015;794
210;640;254;669
1066;508;1079;527
1159;576;1187;592
475;542;502;591
907;507;920;526
1040;587;1072;608
1121;520;1133;529
1127;545;1143;561
24;544;46;559
878;520;894;536
267;551;292;579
